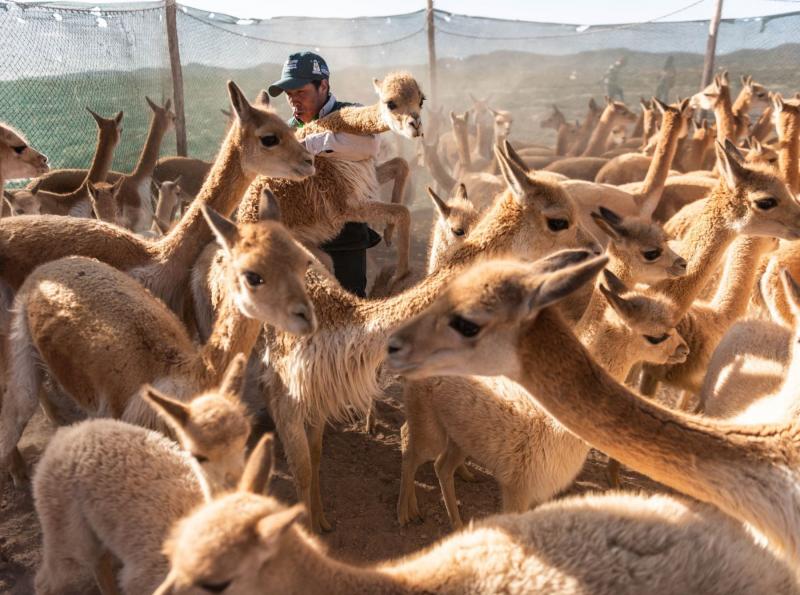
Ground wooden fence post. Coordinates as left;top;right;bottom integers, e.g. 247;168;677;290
426;0;438;106
165;0;187;156
700;0;724;90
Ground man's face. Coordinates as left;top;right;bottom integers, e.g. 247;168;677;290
285;80;329;124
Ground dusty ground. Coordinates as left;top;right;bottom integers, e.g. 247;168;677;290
0;186;673;592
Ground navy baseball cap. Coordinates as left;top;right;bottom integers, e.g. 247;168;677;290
268;52;330;97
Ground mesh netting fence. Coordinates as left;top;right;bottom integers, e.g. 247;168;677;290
2;1;800;175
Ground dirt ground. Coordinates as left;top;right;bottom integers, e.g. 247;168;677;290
0;194;673;593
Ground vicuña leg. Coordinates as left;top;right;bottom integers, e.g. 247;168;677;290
376;157;410;244
434;439;467;530
307;420;332;532
397;423;424;526
0;306;42;487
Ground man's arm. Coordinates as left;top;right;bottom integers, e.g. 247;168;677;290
302;131;381;161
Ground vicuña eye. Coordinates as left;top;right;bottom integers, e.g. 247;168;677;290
199;579;232;593
260;135;279;147
451;228;465;237
642;248;662;261
644;333;670;345
448;315;481;338
12;145;26;154
192;453;209;463
547;218;569;232
755;197;778;210
386;100;397;111
243;271;264;287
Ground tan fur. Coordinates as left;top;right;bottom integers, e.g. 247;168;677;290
0;81;313;312
33;359;253;595
732;75;771;140
154;156;212;198
157;444;797;595
224;148;600;533
399;255;686;528
386;256;800;575
566;97;602;157
0;122;49;187
0;196;315;485
690;72;739;145
88;178;123;223
32;98;174;231
13;109;122;218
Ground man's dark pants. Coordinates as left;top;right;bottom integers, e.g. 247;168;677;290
321;222;381;298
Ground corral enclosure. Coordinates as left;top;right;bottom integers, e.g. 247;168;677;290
2;2;800;177
4;2;800;592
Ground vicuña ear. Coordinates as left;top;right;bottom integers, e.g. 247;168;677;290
86;107;104;125
598;283;638;321
653;98;669;115
781;268;800;318
219;353;248;399
142;385;190;428
227;80;254;124
495;143;530;204
601;268;630;294
2;192;13;210
254;89;270;107
716;139;748;191
772;93;785;113
152;572;176;595
202;204;239;255
372;77;383;96
28;179;41;196
145;96;159;112
427;186;450;218
502;140;530;173
455;183;469;202
525;255;608;317
529;249;596;276
238;433;274;494
257;504;306;553
258;189;282;222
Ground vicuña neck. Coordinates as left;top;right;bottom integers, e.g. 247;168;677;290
713;86;738;143
710;235;773;318
453;125;472;170
636;113;683;209
132;114;169;179
86;127;117;184
156;126;249;268
582;108;616;156
199;271;263;384
303;104;386;136
517;307;800;568
555;123;573;155
654;188;737;315
568;111;597;156
425;145;457;193
778;112;800;194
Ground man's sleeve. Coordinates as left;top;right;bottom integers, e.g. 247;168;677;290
302;131;381;161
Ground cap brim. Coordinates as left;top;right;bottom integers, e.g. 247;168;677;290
268;76;321;97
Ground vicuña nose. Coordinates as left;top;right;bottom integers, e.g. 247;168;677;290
387;336;406;356
675;257;688;270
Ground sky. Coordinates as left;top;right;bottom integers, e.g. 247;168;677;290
26;0;800;23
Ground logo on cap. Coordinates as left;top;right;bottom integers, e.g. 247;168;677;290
286;59;298;71
312;60;322;75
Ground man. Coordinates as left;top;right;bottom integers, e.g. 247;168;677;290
655;56;676;104
603;56;627;102
268;51;382;298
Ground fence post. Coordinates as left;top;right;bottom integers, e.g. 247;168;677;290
700;0;724;89
426;0;438;106
165;0;187;156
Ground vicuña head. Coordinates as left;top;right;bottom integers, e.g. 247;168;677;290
146;95;177;133
3;188;40;216
690;71;729;111
428;184;479;242
598;269;688;366
0;123;48;180
226;81;315;179
142;353;251;491
372;71;425;139
476;141;601;258
155;434;300;595
86;106;124;154
715;138;800;240
87;178;123;223
591;206;686;283
386;251;608;380
540;104;565;130
201;188;317;336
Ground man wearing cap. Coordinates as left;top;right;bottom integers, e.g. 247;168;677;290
269;51;382;298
